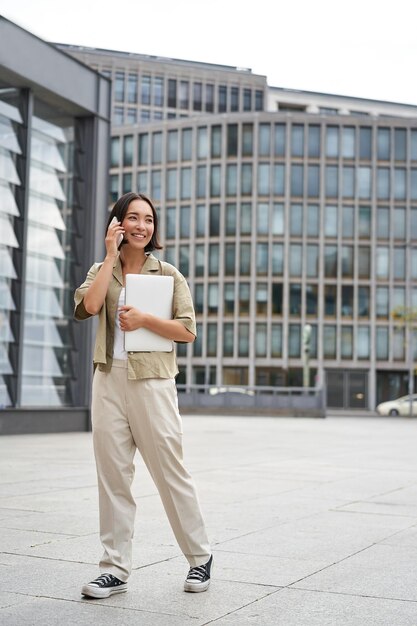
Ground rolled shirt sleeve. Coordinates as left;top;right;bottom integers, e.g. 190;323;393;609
170;268;197;341
74;263;101;321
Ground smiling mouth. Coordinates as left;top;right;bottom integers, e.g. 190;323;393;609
131;233;146;239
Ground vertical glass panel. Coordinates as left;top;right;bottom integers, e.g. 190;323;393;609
341;326;353;359
272;203;284;235
259;123;270;156
227;164;237;196
179;245;189;276
358;206;371;238
289;244;302;276
376;327;389;359
196;204;206;237
359;127;372;159
240;243;251;275
325;166;338;197
342;127;355;158
291;125;304;157
239;283;250;314
394;207;406;239
342;166;355;198
291;164;303;196
209;244;219;275
289;325;301;357
257;203;269;235
289;284;302;316
376;287;389;318
180;168;191;199
209;203;220;236
377;167;390;199
193;82;202;111
393;328;405;360
377;207;389;238
197;165;206;198
358;286;370;317
393;286;405;309
227;124;238;156
341;246;354;277
242;123;253;156
231;86;239;112
273;164;285;195
197;127;208;159
195;244;205;276
211;125;221;158
224;283;235;315
324;205;337;237
394;168;406;199
258;164;270;195
307;165;319;197
376;246;389;279
166;206;176;239
241;163;252;195
179;80;189;109
243;89;252;111
225;242;235;275
271;324;282;356
290;204;303;236
256;283;268;315
168;79;177;108
411;130;417;160
306;284;318;315
110;174;119;202
223;322;234;356
225;203;236;235
272;243;284;275
358;247;370;278
154;76;164;106
208;283;219;315
255;90;264;111
341;286;354;317
358;167;371;198
207;323;217;356
210;165;221;196
306;205;319;236
194;283;204;314
182;128;192;161
138;133;149;165
411;170;417;200
256;243;268;275
180;205;190;238
218;85;227;112
256;323;267;357
323;325;336;357
205;84;214;112
411;209;417;239
167;130;178;162
394;247;405;279
342;205;354;238
152;132;162;164
123;135;133;167
326;126;339;157
238;323;249;356
141;75;151;105
166;169;177;200
110;137;120;167
306;245;319;277
240;203;252;235
274;124;285;156
272;283;283;314
394;129;406;161
308;125;320;157
127;73;138;103
114;71;124;101
123;173;132;194
377;128;390;160
324;285;337;316
324;246;337;277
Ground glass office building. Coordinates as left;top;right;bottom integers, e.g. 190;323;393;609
0;19;110;433
58;45;417;413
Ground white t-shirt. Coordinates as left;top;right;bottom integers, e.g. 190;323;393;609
113;287;128;360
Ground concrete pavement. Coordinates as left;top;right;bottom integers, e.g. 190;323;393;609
1;414;417;625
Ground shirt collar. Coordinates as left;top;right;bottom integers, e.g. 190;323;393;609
112;252;159;285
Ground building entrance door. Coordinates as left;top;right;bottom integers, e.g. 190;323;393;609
326;370;368;409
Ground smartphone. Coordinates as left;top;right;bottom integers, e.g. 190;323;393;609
110;216;123;247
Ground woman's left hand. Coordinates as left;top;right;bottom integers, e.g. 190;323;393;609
118;305;146;331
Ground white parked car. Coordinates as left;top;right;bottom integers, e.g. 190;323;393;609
376;394;417;416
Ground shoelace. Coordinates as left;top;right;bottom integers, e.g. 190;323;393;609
92;573;114;587
187;564;207;581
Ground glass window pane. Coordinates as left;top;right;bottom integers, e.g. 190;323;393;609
167;130;178;162
272;284;282;315
306;245;319;277
242;123;253;156
272;243;283;275
291;125;304;157
325;205;337;237
256;323;267;357
289;324;301;357
290;204;302;236
376;247;389;279
197;127;208;159
291;164;303;196
239;283;250;314
325;165;338;197
209;244;219;275
240;243;251;275
376;327;388;359
272;203;284;235
307;165;319;197
324;246;337;277
341;326;353;359
241;163;252;195
274;124;285;156
376;287;389;318
289;244;302;276
258;163;270;195
259;123;270;156
394;128;406;161
271;324;282;356
377;128;390;160
238;323;249;356
342;127;355;158
225;203;236;235
308;125;320;157
182;128;192;160
359;127;372;159
326;126;339;157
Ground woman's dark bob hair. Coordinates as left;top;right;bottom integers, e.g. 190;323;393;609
106;192;163;253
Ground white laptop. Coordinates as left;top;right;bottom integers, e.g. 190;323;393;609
124;274;174;352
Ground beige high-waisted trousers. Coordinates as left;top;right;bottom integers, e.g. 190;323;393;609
91;360;211;582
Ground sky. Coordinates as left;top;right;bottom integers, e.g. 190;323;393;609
2;0;417;106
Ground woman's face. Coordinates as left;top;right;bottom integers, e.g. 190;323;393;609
121;199;154;250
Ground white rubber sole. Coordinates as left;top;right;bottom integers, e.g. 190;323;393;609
184;579;211;592
81;584;127;599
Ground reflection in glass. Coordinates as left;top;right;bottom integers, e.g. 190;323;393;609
256;323;267;357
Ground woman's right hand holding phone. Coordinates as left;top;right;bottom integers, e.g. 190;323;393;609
106;217;124;258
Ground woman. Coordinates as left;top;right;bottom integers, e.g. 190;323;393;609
74;192;212;598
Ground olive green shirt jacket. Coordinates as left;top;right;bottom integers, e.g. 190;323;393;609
74;253;196;380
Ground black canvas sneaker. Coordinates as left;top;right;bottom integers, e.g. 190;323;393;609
81;573;127;598
184;555;213;592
